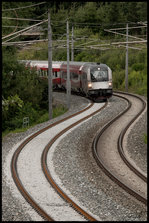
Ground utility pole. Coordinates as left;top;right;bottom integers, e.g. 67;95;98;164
48;9;53;119
67;19;71;109
71;25;74;61
125;23;128;92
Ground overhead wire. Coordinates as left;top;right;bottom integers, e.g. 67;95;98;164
5;9;19;38
2;2;46;11
109;25;147;31
104;29;146;41
2;17;42;22
2;19;48;42
2;2;47;40
2;5;147;52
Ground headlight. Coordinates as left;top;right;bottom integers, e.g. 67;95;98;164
109;82;112;87
88;83;92;88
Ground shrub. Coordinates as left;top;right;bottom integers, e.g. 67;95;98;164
2;94;24;127
53;104;67;118
128;70;143;87
2;97;40;131
131;63;144;71
112;70;125;89
19;102;40;124
143;134;147;144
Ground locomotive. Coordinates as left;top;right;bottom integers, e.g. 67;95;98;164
19;60;112;101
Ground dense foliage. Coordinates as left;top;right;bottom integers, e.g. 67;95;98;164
2;1;147;133
2;46;49;131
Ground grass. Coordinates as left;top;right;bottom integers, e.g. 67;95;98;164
143;133;147;144
2;104;68;138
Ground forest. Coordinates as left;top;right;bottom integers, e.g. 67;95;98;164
2;1;147;134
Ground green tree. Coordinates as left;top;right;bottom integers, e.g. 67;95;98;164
2;46;43;109
2;94;24;130
2;2;36;37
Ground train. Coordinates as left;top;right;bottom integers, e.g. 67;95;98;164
19;60;112;101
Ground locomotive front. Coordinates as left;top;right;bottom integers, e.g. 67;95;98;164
87;63;112;101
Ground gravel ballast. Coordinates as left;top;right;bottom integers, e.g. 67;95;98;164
2;92;147;221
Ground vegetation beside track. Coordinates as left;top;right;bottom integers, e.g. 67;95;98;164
2;2;147;140
2;104;67;138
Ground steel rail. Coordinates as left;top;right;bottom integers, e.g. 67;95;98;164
92;92;147;205
116;91;147;182
41;102;108;221
11;101;95;221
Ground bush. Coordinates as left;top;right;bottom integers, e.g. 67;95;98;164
112;70;125;89
2;97;40;131
19;102;40;124
2;95;24;130
128;70;143;87
143;134;147;144
53;104;67;118
126;70;147;96
53;48;67;61
5;117;23;130
131;63;144;71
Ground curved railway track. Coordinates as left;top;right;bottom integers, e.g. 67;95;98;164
11;100;107;221
92;91;147;205
11;91;147;221
117;92;147;182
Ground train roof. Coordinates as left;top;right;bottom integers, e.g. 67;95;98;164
19;60;64;68
61;61;98;71
18;60;110;70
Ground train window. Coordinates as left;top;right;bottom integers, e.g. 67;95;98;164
44;70;46;76
91;70;108;82
39;69;42;76
53;71;57;77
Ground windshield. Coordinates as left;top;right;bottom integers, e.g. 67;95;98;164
90;69;108;82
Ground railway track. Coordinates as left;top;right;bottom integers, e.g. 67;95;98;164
92;91;147;205
11;100;107;221
10;91;147;221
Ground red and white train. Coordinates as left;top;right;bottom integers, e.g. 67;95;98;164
20;60;113;101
